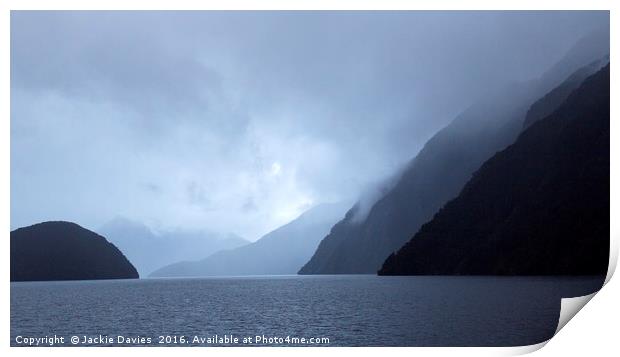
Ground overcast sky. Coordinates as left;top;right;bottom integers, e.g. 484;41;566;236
10;11;609;240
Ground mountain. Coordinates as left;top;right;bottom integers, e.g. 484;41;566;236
98;218;249;276
535;27;609;93
150;203;349;277
522;56;608;130
299;31;609;275
11;221;139;281
379;64;609;275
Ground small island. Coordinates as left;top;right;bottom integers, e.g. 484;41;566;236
11;221;139;282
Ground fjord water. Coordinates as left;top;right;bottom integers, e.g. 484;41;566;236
11;275;604;347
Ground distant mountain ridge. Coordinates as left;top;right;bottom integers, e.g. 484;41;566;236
298;31;609;275
98;218;249;276
150;203;349;277
379;64;609;275
11;221;139;281
522;55;608;130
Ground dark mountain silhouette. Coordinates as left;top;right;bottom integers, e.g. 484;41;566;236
98;217;249;276
11;221;139;281
150;203;349;277
299;90;529;274
299;32;609;275
379;64;609;275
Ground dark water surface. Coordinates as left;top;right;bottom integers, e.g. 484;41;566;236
10;275;604;347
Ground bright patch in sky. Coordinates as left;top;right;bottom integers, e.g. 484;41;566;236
270;162;282;176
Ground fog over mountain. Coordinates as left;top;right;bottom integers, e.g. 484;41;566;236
98;218;249;276
11;11;608;240
380;64;610;275
150;202;349;277
299;31;609;274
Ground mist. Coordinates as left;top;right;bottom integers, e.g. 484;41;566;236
10;11;609;240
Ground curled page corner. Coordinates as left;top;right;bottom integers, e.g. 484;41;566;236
501;340;549;356
605;244;618;285
505;292;599;356
554;292;597;335
511;266;613;355
553;249;617;336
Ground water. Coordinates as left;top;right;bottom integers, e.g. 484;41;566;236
10;275;604;347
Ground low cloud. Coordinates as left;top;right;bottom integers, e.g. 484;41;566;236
10;11;609;240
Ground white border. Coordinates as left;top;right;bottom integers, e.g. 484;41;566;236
2;2;617;356
0;0;614;11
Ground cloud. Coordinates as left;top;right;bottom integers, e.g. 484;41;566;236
10;11;609;240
